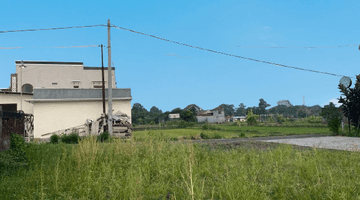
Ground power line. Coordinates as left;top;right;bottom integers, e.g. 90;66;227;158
0;24;106;34
111;24;355;79
235;44;360;48
0;45;101;49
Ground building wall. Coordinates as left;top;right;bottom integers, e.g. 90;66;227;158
33;99;131;138
0;93;33;114
196;110;226;123
15;62;116;91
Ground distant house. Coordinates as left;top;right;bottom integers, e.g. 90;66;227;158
233;116;247;122
225;115;234;122
196;106;226;123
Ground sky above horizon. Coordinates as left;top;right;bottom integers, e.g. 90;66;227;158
1;0;359;112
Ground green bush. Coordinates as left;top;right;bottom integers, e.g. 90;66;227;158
61;133;80;144
239;132;246;137
328;118;341;135
200;133;210;139
50;134;60;144
212;133;223;139
275;115;285;123
10;133;28;163
97;132;110;142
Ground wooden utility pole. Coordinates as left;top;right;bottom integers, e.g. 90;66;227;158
101;44;106;115
107;19;113;136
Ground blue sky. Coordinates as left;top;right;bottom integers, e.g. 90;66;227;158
1;0;359;112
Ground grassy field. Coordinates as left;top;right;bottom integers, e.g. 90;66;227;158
1;135;360;199
132;122;333;140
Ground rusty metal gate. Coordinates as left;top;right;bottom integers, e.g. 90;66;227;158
0;107;34;152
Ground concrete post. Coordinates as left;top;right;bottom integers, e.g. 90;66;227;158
0;106;2;137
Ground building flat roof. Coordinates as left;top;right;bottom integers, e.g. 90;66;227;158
15;61;83;65
33;88;131;100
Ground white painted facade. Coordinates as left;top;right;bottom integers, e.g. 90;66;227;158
29;99;131;138
12;61;116;93
0;92;33;114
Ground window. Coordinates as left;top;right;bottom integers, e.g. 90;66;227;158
73;86;79;88
22;84;33;93
52;83;58;85
93;85;102;88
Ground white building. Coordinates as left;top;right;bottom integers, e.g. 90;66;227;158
196;106;226;123
0;60;131;140
9;60;116;93
27;88;131;139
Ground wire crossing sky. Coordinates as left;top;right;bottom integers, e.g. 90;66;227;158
1;0;359;112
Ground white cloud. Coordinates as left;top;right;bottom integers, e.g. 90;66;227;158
321;98;343;107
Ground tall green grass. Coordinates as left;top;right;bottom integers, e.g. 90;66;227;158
1;135;360;199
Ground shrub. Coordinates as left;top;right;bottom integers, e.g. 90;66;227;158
61;133;80;144
246;109;259;126
239;132;246;137
50;134;60;144
275;115;285;123
200;133;210;139
10;133;28;163
212;133;223;139
328;118;341;135
202;123;211;130
97;132;110;142
169;137;178;141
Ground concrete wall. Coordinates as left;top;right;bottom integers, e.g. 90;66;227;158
33;99;131;139
0;93;33;114
196;110;226;123
15;62;116;91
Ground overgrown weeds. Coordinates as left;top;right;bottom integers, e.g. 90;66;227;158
1;133;360;199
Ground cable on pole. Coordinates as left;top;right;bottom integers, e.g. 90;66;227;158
0;45;101;49
234;44;360;49
110;24;355;79
0;24;106;34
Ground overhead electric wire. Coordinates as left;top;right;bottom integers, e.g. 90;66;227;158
111;24;355;79
235;44;359;48
0;45;101;49
0;24;106;34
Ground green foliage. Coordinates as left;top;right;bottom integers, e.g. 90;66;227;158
50;134;60;144
212;133;223;139
275;115;285;123
201;123;221;130
10;133;28;163
200;133;210;139
61;133;80;144
307;115;323;123
328;118;342;135
97;132;110;142
338;75;360;130
246;109;259;125
238;132;246;137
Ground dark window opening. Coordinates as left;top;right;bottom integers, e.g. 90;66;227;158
22;84;33;93
93;85;103;88
73;86;79;88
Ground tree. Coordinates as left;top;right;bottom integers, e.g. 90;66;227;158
236;103;246;116
150;106;162;114
320;102;343;135
320;102;342;123
338;74;360;132
246;109;259;126
258;98;271;115
219;104;235;116
258;98;271;121
131;103;149;125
